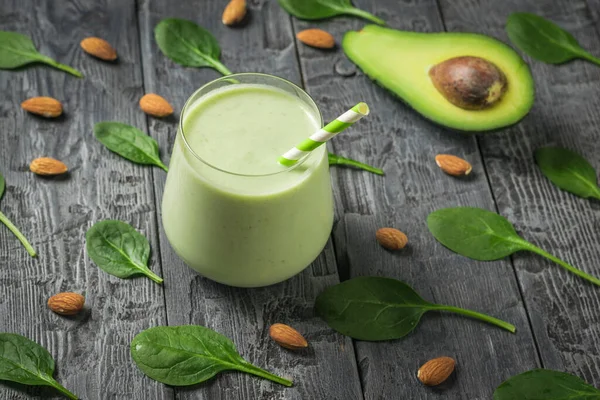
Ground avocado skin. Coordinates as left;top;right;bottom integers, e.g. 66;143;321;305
342;25;535;132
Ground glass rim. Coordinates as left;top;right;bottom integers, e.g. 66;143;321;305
178;72;325;178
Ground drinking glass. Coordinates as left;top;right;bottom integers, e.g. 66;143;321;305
162;73;334;287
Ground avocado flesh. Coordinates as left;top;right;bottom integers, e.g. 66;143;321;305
342;25;535;132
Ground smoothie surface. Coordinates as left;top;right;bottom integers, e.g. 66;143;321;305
182;84;321;175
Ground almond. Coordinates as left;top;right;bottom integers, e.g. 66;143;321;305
222;0;247;26
417;356;456;386
48;292;85;316
296;29;335;49
376;227;408;250
30;157;68;176
139;94;174;118
80;37;117;61
435;154;472;176
21;97;63;118
269;323;308;350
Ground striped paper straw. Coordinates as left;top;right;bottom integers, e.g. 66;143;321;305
278;102;370;167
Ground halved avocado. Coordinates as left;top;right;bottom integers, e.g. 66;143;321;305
343;25;535;132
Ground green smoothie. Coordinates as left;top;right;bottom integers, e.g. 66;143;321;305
162;75;334;287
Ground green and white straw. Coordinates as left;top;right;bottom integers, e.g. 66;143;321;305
278;102;370;166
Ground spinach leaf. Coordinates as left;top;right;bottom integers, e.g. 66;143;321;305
94;122;168;172
0;31;83;77
131;325;292;387
0;333;78;399
428;207;600;287
494;369;600;400
278;0;384;25
315;276;515;341
328;153;384;175
154;18;232;76
86;220;163;284
535;146;600;200
506;13;600;67
0;171;36;257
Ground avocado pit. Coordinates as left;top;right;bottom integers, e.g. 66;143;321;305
429;56;508;110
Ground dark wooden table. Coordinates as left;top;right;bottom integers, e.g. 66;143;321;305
1;0;599;398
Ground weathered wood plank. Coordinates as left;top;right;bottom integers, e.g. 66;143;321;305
293;0;541;397
587;0;600;32
0;0;170;398
2;0;596;398
137;0;363;398
438;0;600;385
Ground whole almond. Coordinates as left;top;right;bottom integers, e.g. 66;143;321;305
30;157;68;176
296;29;335;49
376;227;408;250
222;0;247;26
21;97;63;118
435;154;472;176
139;94;174;117
80;37;117;61
269;323;308;350
48;292;85;316
417;356;456;386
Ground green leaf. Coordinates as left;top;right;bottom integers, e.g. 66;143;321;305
506;13;600;67
277;0;385;25
535;146;600;200
154;18;232;76
0;333;78;399
328;153;384;175
0;31;83;77
428;207;600;287
0;171;36;257
315;276;515;341
94;122;168;172
131;325;292;387
427;207;526;261
494;369;600;400
86;220;163;284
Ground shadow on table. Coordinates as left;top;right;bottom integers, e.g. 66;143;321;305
0;380;66;399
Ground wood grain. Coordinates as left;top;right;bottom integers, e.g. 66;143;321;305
0;0;170;399
293;0;541;398
137;0;363;399
1;0;599;398
438;0;600;386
